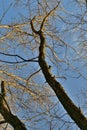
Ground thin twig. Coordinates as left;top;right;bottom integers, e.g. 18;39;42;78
40;2;60;31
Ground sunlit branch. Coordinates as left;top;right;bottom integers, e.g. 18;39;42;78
0;21;31;30
18;82;39;96
0;80;45;107
0;31;13;40
40;2;60;31
0;70;26;82
0;70;42;88
0;25;11;28
13;27;33;36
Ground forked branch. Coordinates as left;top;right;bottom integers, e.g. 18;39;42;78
31;4;87;130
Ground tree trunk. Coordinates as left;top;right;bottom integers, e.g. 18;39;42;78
30;15;87;129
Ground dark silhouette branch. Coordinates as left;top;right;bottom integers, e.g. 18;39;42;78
0;53;38;64
0;51;27;61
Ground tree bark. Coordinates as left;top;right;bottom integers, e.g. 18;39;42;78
31;15;87;130
0;81;27;130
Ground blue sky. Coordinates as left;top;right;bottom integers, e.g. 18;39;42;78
0;0;87;130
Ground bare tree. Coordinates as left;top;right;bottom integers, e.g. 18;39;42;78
0;0;87;130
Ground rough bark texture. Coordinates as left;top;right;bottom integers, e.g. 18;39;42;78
31;12;87;129
0;81;27;130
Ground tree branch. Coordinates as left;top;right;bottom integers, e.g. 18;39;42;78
40;2;60;31
0;52;38;64
31;5;87;130
0;81;27;130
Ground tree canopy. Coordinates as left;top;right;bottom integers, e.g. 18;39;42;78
0;0;87;130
